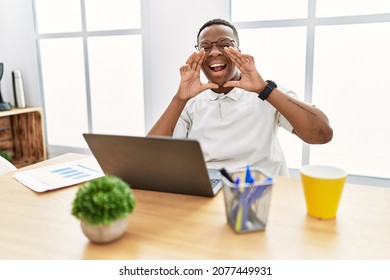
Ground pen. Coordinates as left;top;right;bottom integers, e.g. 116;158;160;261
241;165;254;230
245;164;254;184
219;168;234;183
234;165;253;231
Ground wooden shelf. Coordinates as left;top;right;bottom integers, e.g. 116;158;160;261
0;107;46;168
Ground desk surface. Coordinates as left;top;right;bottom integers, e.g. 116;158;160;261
0;153;389;260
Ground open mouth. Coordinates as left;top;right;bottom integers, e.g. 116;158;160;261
209;63;226;72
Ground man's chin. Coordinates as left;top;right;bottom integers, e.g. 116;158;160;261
207;75;228;87
210;83;234;94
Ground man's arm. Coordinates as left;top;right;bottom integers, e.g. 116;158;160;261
224;47;333;144
147;49;218;136
266;89;333;144
147;96;187;136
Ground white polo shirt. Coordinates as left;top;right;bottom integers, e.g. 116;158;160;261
173;86;296;176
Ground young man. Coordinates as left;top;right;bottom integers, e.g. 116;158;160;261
148;19;333;176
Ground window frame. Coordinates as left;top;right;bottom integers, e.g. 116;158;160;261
230;0;390;187
33;0;143;157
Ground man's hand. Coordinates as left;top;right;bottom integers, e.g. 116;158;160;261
177;49;218;101
223;46;267;93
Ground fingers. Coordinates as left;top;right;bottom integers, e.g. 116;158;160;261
181;50;205;76
185;49;205;71
225;47;254;69
185;51;197;67
223;81;240;88
194;49;205;72
202;82;219;91
180;64;190;75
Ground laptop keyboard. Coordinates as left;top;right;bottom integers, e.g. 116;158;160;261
210;178;222;188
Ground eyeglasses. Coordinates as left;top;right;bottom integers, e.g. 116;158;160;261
195;38;236;52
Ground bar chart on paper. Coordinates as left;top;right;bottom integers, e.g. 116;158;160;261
13;156;104;192
50;165;98;180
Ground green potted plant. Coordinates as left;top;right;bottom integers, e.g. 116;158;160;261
71;175;136;243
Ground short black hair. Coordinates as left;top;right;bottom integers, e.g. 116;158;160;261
197;18;240;47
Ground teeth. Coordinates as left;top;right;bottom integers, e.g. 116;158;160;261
210;64;224;68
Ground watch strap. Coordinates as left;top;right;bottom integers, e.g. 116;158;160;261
258;80;277;101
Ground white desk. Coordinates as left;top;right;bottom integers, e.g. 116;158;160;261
0;153;389;259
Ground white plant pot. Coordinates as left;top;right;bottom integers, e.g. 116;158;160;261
80;217;128;244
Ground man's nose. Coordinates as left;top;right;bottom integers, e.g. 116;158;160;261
209;43;223;55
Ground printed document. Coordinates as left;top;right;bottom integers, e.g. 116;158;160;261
13;156;104;192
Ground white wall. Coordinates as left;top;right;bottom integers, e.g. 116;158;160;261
0;0;42;107
0;0;229;131
142;0;230;131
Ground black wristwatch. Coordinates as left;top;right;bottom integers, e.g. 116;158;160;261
258;80;277;101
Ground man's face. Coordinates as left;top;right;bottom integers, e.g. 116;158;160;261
198;24;240;89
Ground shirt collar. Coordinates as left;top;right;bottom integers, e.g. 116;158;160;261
207;87;243;101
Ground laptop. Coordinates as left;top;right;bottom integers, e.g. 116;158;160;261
83;133;223;197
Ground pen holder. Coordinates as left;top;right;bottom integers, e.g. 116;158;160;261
221;168;274;233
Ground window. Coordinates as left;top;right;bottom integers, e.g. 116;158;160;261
232;0;308;21
311;22;390;179
316;0;390;17
34;0;143;154
231;0;390;186
237;27;307;169
39;37;88;147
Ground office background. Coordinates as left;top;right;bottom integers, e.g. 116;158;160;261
0;0;389;186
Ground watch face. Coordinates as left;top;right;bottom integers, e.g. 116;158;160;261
266;80;277;88
259;80;276;101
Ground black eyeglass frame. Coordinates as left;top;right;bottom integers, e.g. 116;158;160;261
194;38;236;52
